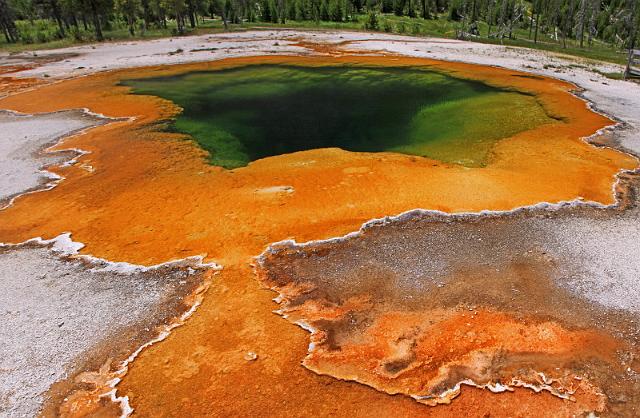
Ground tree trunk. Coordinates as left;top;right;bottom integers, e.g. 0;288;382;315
528;6;533;38
89;0;104;41
128;11;135;35
51;0;66;37
0;0;18;42
221;8;229;29
421;0;429;19
279;0;286;23
141;0;151;29
578;0;586;47
587;0;598;47
177;12;185;33
188;0;196;28
498;0;508;39
487;1;493;37
534;11;539;43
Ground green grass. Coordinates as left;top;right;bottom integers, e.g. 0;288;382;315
0;14;629;69
593;69;626;80
237;15;629;65
0;18;231;52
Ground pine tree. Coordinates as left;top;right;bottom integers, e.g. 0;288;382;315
364;9;378;28
320;0;329;19
261;0;271;20
0;0;19;42
329;0;343;20
408;0;416;17
115;0;140;35
393;0;405;15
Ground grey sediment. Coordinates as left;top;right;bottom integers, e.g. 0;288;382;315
0;236;217;417
0;109;108;210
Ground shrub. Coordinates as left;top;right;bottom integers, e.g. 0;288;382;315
36;31;49;43
70;27;84;41
364;11;379;30
448;1;462;21
20;32;34;44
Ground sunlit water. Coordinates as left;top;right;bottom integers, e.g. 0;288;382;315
123;64;557;169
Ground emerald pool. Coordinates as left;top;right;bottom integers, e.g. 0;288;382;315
123;64;557;169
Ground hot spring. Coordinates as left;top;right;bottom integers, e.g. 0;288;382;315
123;64;558;169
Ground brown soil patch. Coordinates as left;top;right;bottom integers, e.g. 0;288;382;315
257;201;640;415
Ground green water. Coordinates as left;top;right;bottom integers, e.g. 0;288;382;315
123;64;557;169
